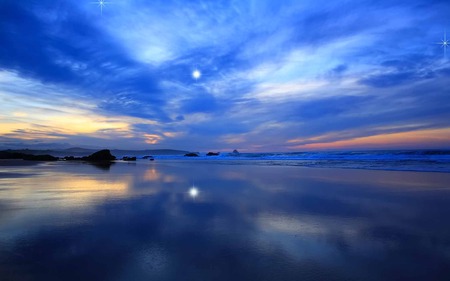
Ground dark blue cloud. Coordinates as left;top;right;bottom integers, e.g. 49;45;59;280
0;1;77;83
0;0;168;120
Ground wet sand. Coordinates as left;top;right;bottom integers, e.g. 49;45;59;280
1;161;450;281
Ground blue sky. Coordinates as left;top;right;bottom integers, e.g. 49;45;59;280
1;0;450;151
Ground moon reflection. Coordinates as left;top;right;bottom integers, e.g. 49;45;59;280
189;186;199;198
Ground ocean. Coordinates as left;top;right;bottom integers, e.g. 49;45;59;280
138;150;450;173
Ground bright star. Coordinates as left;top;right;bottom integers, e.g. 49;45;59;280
92;0;109;15
192;69;201;80
189;187;199;198
437;31;449;58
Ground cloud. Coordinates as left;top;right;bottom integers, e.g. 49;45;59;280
0;0;449;150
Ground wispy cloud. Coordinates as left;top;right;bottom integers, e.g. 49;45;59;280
0;0;449;150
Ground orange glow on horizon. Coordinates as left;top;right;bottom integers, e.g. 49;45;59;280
289;128;450;150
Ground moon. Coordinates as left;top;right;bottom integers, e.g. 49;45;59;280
192;69;201;80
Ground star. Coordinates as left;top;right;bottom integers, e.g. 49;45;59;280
92;0;109;15
192;69;201;80
437;31;449;58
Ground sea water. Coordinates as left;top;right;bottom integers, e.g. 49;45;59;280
146;150;450;173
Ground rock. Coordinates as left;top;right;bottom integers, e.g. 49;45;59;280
122;156;137;161
22;154;59;161
142;155;155;160
206;152;220;156
0;151;26;159
230;149;240;156
82;149;116;162
184;153;199;157
0;150;58;161
63;156;76;161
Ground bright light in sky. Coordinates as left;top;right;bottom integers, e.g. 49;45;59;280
192;69;201;80
438;31;449;58
92;0;109;15
189;187;199;198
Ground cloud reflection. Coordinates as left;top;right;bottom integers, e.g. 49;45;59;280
1;162;450;280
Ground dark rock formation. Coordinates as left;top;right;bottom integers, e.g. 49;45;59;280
0;151;26;159
22;154;59;161
0;149;116;164
206;152;220;156
0;151;58;161
122;156;137;161
63;156;77;161
184;153;199;157
230;149;240;156
82;149;116;162
62;150;116;164
143;155;155;161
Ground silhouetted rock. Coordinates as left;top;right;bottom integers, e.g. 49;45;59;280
230;149;240;156
184;153;199;157
0;151;58;161
0;151;26;159
82;149;116;162
206;152;220;156
143;155;155;161
22;154;58;161
63;156;76;161
122;156;137;161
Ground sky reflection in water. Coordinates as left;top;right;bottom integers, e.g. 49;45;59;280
1;161;450;281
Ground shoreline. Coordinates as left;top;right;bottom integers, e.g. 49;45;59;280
1;157;449;174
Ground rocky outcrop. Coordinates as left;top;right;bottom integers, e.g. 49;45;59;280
143;155;155;161
0;149;116;163
22;154;59;161
230;149;240;156
206;152;220;156
184;153;199;157
82;149;116;162
0;151;58;161
63;156;77;161
122;156;137;161
0;151;26;159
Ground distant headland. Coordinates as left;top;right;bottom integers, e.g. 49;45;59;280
0;147;190;158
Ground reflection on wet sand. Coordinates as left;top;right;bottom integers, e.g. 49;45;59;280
0;161;449;281
0;173;129;209
143;167;181;183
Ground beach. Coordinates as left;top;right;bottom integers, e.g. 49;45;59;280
1;160;450;281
